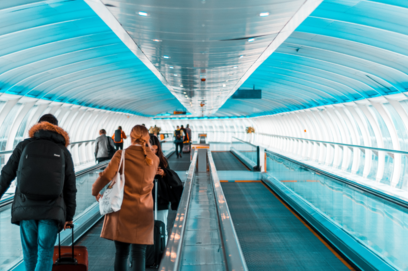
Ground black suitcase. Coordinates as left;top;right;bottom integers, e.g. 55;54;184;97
146;179;166;268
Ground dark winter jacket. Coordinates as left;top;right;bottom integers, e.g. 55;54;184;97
153;159;183;210
0;122;77;231
153;159;171;210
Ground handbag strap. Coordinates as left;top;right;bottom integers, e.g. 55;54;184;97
118;149;125;175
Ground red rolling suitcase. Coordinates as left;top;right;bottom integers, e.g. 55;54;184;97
52;224;88;271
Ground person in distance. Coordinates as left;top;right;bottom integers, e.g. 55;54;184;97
0;114;77;271
173;125;184;158
95;129;115;163
112;126;127;150
92;125;160;271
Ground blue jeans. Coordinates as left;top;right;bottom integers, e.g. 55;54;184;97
20;220;59;271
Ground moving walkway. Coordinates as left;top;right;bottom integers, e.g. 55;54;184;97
3;139;407;271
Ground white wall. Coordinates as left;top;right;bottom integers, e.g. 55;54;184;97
0;94;152;167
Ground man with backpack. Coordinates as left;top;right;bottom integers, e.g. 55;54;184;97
0;114;77;271
112;126;127;150
174;125;184;158
95;129;115;163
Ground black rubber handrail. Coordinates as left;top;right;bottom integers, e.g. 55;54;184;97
0;160;111;209
265;149;408;210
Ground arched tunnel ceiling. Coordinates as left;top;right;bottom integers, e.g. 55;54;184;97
1;0;407;118
0;0;184;116
217;0;408;117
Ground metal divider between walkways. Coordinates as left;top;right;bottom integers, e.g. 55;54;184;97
207;150;248;271
159;150;198;271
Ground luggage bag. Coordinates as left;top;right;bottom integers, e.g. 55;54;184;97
52;225;88;271
145;179;166;268
182;143;191;153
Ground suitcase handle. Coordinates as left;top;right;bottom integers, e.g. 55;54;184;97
56;223;78;264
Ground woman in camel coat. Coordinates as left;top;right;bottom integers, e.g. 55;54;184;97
92;125;159;271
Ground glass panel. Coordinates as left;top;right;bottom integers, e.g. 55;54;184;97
231;138;258;165
368;106;393;184
0;168;102;270
0;104;22;151
266;152;408;270
13;105;38;148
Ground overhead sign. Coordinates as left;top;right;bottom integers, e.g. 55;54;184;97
231;86;262;99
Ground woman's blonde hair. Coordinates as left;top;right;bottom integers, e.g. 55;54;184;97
130;125;153;166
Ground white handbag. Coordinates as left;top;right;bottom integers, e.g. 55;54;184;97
99;149;126;216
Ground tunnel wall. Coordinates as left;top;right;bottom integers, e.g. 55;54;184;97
157;94;408;193
0;94;152;167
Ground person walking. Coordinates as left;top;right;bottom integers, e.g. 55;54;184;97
112;126;127;150
180;125;187;142
92;125;159;271
174;126;184;158
149;134;170;245
0;114;77;271
185;124;192;143
95;129;115;163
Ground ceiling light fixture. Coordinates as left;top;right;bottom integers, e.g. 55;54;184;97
180;85;183;87
239;55;244;58
248;38;255;42
223;84;226;87
260;12;269;17
163;55;169;59
139;11;148;16
233;66;237;69
169;66;174;69
153;39;161;42
174;74;178;76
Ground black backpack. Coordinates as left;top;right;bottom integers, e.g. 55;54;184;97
162;169;183;210
17;140;65;200
175;130;181;140
107;137;115;158
114;129;122;143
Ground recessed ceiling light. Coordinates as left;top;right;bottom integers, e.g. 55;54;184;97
139;11;148;16
260;12;269;17
153;39;161;42
174;74;178;76
163;55;169;59
248;38;255;42
180;85;183;87
239;55;244;58
169;66;174;69
233;66;237;69
223;84;226;87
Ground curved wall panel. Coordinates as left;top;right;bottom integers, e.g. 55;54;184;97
0;0;183;116
157;93;408;197
0;94;152;168
217;0;408;117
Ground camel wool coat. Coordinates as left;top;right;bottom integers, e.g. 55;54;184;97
92;145;159;244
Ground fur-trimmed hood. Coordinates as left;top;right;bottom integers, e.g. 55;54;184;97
28;122;70;147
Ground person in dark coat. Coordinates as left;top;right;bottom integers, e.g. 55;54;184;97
0;114;77;271
150;134;171;244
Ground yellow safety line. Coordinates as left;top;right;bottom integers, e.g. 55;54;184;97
261;182;355;271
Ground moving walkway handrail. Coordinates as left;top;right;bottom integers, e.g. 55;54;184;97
234;136;408;209
232;136;258;148
207;150;248;271
159;151;198;271
265;149;408;210
259;133;408;157
0;159;110;209
232;136;260;170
